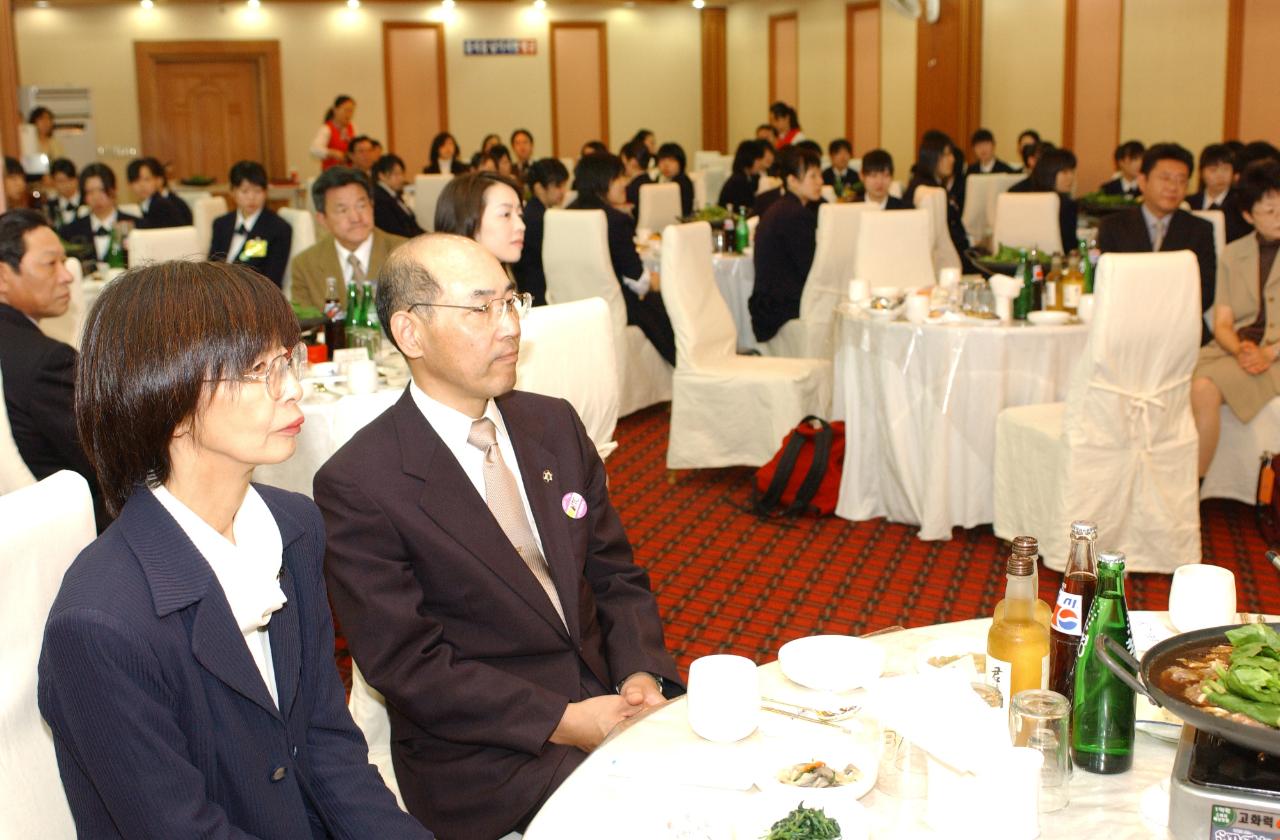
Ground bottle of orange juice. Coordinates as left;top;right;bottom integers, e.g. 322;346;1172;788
986;536;1050;708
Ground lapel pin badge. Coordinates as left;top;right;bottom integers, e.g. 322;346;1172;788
543;469;553;483
561;491;588;519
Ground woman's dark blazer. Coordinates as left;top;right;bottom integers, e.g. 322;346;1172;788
38;483;433;840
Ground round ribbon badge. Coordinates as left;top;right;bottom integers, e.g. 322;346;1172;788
561;492;588;520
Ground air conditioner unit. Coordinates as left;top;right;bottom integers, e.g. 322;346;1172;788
17;86;98;173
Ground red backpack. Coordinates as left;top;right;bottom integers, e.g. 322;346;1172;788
752;416;846;517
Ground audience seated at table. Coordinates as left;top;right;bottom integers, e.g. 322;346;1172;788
155;166;193;225
348;135;382;178
758;140;821;218
1192;160;1280;478
423;131;468;176
1097;142;1216;345
630;128;658;159
37;258;433;839
290;166;405;312
970;128;1017;174
579;140;610;160
510;128;535;184
1008;141;1054;192
1100;139;1145;197
1018;146;1081;252
656;142;694;217
47;157;82;227
769;101;805;148
3;156;28;209
60;163;139;264
315;232;680;839
209;159;293;289
434;171;525;277
1187;142;1253;243
620;139;652;215
371;152;425;239
718;139;768;212
512;157;568;306
749;144;822;344
567;153;676;366
1017;129;1042;171
475;143;515;179
756;123;777;144
860;149;909;210
311;94;357;172
127;157;187;229
823;138;861;198
905;130;972;269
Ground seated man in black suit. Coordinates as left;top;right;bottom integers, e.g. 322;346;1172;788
371;153;424;239
208;160;292;288
0;209;106;528
859;149;909;210
349;135;383;178
126;157;187;229
1100;140;1145;197
1097;142;1216;345
1187;143;1253;243
823;138;862;198
154;165;193;225
970;128;1016;174
60;162;140;266
47;157;83;227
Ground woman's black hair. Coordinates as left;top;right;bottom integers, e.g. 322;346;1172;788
527;158;570;189
434;171;522;240
1028;147;1078;192
731;139;767;177
571;153;625;208
777;145;820;184
323;94;354;123
769;101;800;130
911;131;955;186
428;132;461;169
656;142;686;173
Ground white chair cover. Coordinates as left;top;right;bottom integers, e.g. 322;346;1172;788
962;173;1024;244
757;175;782;195
820;185;837;204
412;174;452;231
688;170;707;211
0;367;36;494
889;181;904;199
637;182;682;232
661;221;832;469
127;225;203;267
704;168;730;210
302;177;317;212
541;209;671;416
912;185;962;272
516;298;620;459
1202;398;1280;504
192;195;229;254
694;151;731;171
347;663;406;811
117;202;142;218
764;202;877;360
278;207;316;301
0;470;95;838
1192;209;1227;270
853;208;934;291
38;258;84;349
992;192;1063;254
993;251;1202;572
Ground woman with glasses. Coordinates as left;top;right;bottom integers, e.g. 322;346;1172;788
38;260;433;839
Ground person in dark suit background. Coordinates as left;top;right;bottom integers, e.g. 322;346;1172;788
1186;143;1253;243
47;157;83;227
126;157;187;229
1098;142;1217;345
859;149;909;210
423;132;468;176
316;234;680;839
718;139;768;211
656;142;694;217
512;157;569;305
749;145;822;344
38;259;433;840
1017;129;1042;172
620;138;652;216
569;153;676;365
371;153;425;239
822;138;862;198
970;128;1017;174
155;165;193;225
510;128;535;184
1018;146;1080;254
1100;139;1145;197
0;209;106;528
906;131;973;270
58;163;140;268
348;135;383;178
209;160;293;289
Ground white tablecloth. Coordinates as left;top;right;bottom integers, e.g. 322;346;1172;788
833;307;1089;539
524;614;1181;840
711;253;759;353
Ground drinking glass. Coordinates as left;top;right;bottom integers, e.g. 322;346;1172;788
1168;564;1238;632
685;654;758;742
1008;689;1071;812
878;729;929;799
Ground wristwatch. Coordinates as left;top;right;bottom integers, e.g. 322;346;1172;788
616;672;664;694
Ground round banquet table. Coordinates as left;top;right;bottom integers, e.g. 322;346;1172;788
523;612;1185;840
710;253;758;353
832;305;1089;540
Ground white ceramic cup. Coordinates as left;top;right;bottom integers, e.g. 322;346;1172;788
938;267;961;288
686;654;759;742
1076;294;1095;324
906;294;931;324
346;358;380;395
848;278;869;303
1168;564;1238;632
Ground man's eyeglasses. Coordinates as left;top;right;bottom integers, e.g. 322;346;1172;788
410;291;533;323
233;343;307;401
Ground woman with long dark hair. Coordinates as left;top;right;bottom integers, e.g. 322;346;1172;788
1025;146;1079;251
309;94;356;172
423;132;469;176
906;130;972;268
434;171;525;268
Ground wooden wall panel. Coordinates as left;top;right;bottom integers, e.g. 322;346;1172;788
1228;0;1280;142
768;13;798;108
0;0;19;162
701;7;727;153
383;23;447;168
1063;0;1123;194
915;0;982;151
846;1;880;150
550;22;609;158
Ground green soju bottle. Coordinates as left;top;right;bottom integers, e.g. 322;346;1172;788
361;280;379;328
346;278;364;327
1077;237;1095;294
1071;551;1135;774
106;227;127;269
1013;248;1032;320
735;211;750;253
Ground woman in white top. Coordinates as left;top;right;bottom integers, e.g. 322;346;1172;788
309;94;357;172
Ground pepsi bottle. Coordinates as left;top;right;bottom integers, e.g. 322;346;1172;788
1049;521;1099;706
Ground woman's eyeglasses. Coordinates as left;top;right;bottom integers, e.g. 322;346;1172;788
236;343;308;401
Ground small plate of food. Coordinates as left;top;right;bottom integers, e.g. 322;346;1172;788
747;799;870;840
755;729;881;803
915;638;987;679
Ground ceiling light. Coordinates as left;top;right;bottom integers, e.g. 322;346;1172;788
441;0;455;7
533;0;545;8
35;1;50;7
347;0;359;7
247;0;259;7
140;0;153;8
692;0;705;7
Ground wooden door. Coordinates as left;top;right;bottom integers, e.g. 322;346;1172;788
384;23;448;170
915;0;982;149
769;13;799;108
550;23;609;157
846;2;881;149
135;41;285;181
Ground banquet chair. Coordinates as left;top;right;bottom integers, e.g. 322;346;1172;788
993;251;1202;573
0;470;95;838
992;192;1063;254
278;207;316;300
516;297;620;459
852;208;934;291
912;185;962;272
302;177;316;212
889;181;904;199
117;202;142;218
542;209;672;416
820;185;837;204
962;172;1024;246
39;257;85;349
763;202;877;360
661;221;832;469
1192;209;1227;270
347;663;406;811
192;194;229;254
1202;398;1280;504
688;170;707;211
0;368;36;493
704;167;730;210
413;174;452;231
637;182;682;232
127;225;203;267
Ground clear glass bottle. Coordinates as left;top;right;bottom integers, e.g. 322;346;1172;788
1061;251;1086;315
1043;253;1064;311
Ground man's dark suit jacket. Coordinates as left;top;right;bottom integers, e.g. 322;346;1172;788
39;485;432;839
316;390;680;840
1100;177;1141;198
1186;188;1254;243
512;196;548;305
60;210;141;264
1097;206;1217;344
136;193;188;229
972;158;1017;174
373;184;425;240
718;173;758;211
625;172;652;214
750;192;819;343
209;208;293;289
164;190;194;225
822;166;862;194
0;304;105;528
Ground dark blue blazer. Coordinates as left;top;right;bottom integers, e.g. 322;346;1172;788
38;484;433;840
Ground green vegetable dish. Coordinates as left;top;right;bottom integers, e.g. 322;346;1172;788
1201;623;1280;728
763;803;842;840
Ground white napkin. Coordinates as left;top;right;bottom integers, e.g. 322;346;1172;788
988;273;1023;324
862;670;1006;774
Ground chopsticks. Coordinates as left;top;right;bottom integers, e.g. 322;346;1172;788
760;704;861;731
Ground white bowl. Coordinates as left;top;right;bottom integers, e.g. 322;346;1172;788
870;285;904;300
778;635;885;692
1027;310;1071;326
755;728;881;802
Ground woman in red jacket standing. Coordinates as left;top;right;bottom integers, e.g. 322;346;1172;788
310;95;357;172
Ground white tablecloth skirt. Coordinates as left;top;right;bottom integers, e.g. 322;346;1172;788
711;253;759;353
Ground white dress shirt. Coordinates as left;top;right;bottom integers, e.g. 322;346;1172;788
1203;190;1229;210
151;484;288;706
55;192;81;226
89;210;119;261
408;383;547;558
227;209;263;263
335;235;374;287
